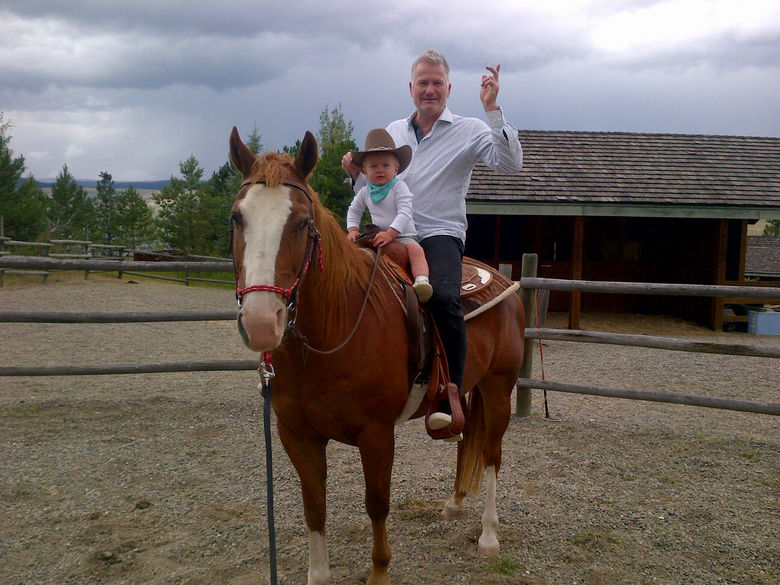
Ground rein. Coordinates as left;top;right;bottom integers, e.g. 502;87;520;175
292;246;383;355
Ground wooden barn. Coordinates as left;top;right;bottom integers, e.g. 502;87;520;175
464;131;780;330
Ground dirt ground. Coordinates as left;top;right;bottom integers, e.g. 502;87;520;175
1;274;778;585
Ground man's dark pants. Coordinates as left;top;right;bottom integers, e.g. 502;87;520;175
420;235;467;396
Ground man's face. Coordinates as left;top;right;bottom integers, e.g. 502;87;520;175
410;61;451;119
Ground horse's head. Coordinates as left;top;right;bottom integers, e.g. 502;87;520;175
229;126;319;351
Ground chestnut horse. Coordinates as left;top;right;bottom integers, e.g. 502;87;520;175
229;127;525;585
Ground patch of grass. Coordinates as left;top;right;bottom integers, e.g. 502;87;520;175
393;498;440;522
7;481;37;500
484;553;521;576
121;270;234;288
570;528;624;553
8;402;45;416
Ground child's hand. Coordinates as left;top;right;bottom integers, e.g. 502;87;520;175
346;227;359;242
372;230;396;247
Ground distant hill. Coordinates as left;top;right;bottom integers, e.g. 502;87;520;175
35;179;169;190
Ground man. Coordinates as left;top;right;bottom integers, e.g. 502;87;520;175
342;49;523;437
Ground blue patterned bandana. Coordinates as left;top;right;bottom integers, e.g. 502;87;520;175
368;177;397;203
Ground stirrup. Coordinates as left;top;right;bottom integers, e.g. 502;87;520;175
428;411;452;431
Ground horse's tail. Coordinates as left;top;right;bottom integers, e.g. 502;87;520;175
454;387;486;496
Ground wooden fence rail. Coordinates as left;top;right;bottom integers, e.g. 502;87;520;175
0;309;236;323
514;379;780;416
1;254;777;417
0;360;257;377
0;255;232;272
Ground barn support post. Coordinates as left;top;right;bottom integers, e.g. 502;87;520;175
712;219;729;331
515;253;537;417
569;217;584;329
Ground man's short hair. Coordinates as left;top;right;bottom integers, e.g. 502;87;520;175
411;49;450;81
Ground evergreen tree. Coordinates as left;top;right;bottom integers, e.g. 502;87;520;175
94;171;119;244
281;139;301;159
762;220;780;236
204;161;241;256
246;123;264;155
0;113;48;240
309;104;357;226
155;155;212;254
204;123;264;256
115;186;157;250
48;163;96;240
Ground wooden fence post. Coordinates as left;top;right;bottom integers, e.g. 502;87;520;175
516;253;538;417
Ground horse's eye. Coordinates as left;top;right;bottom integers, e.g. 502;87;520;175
297;218;310;232
230;212;242;227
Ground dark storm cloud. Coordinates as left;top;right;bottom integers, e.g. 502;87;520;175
1;0;778;180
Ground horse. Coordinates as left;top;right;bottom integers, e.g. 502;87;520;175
228;127;526;585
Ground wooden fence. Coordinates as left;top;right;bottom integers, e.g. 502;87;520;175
0;254;778;417
0;240;233;287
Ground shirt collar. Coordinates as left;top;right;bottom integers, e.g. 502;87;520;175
407;106;453;129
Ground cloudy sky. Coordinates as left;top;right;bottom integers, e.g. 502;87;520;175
2;0;779;181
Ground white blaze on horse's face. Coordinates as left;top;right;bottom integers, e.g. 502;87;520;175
236;183;293;351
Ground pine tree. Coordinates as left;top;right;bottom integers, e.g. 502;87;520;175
204;161;241;256
309;104;357;226
94;171;119;244
0;113;48;240
48;164;96;240
155;155;212;254
246;123;264;155
115;186;157;250
762;220;780;236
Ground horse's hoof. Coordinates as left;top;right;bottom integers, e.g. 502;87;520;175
365;568;391;585
441;496;465;519
477;536;500;556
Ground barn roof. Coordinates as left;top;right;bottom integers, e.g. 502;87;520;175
746;236;780;277
467;131;780;219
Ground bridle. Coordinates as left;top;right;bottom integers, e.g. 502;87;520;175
232;177;323;317
231;175;381;357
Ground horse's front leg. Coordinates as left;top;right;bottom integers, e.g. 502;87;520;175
277;422;330;585
358;429;395;585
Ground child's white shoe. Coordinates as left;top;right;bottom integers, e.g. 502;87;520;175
413;276;433;303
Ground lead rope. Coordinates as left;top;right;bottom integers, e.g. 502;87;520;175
258;351;278;585
534;291;550;418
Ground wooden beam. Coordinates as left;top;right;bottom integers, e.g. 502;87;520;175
493;215;501;264
569;217;584;329
516;253;538;417
712;219;729;331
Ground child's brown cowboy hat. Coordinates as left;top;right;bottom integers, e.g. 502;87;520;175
350;128;412;173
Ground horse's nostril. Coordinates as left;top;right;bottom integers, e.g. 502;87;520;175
237;312;251;346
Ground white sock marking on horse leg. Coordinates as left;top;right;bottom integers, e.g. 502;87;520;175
478;465;500;555
307;531;330;585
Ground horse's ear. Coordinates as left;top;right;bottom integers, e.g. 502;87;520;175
294;131;319;179
229;126;255;177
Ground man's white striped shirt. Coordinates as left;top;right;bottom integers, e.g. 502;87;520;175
381;106;523;243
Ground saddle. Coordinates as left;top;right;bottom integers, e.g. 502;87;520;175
355;227;497;440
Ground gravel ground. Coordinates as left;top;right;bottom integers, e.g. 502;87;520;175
1;274;778;585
